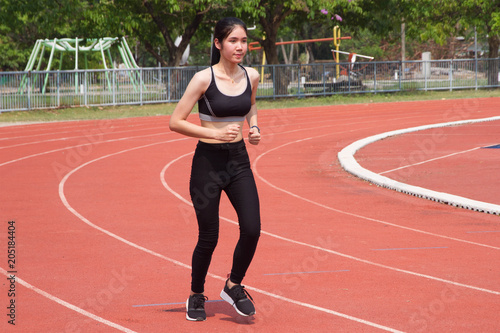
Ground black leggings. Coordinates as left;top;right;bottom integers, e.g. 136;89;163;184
189;140;261;294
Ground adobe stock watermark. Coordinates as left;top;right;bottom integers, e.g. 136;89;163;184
175;108;295;225
176;159;239;226
408;279;461;332
52;119;114;181
63;264;137;333
243;108;296;162
236;235;341;332
390;98;481;180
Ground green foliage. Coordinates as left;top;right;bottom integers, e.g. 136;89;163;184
0;25;26;70
80;0;231;66
0;0;88;70
493;12;500;32
397;0;500;43
0;0;499;71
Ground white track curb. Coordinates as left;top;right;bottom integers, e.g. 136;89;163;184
338;116;500;215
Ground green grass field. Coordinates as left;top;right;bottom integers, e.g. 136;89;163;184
1;89;499;124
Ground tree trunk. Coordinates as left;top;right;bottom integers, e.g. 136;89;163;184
487;35;499;86
142;1;207;67
259;18;290;95
255;2;294;96
260;28;280;64
143;41;168;67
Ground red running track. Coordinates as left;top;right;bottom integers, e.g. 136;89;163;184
0;97;499;333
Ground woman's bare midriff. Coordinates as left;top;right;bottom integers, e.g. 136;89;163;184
199;119;245;143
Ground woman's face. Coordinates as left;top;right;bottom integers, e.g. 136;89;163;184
216;26;248;63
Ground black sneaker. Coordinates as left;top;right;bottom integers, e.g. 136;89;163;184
186;294;208;321
220;280;256;316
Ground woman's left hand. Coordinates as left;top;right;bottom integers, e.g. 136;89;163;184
248;126;261;145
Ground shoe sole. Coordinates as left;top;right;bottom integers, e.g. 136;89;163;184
220;290;256;316
185;298;206;321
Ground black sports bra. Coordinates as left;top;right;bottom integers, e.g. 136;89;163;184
198;65;252;122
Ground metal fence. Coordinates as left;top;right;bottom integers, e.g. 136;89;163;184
1;58;499;113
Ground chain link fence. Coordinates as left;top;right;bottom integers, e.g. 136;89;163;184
1;58;499;113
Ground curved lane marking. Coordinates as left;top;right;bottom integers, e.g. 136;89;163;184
163;146;500;297
0;126;168;150
54;139;406;332
253;136;500;251
338;116;500;215
0;267;137;333
0;133;171;168
1;120;409;332
380;147;481;174
3;115;497;331
159;152;404;332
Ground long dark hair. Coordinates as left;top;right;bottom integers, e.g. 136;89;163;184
211;17;247;66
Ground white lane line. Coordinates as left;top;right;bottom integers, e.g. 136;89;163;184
0;133;171;168
248;137;500;295
55;140;406;332
162;141;500;296
0;119;166;141
0;126;169;150
161;148;499;305
338;116;500;215
253;137;500;250
59;138;191;270
0;267;137;333
158;153;404;332
379;147;481;175
5;115;496;331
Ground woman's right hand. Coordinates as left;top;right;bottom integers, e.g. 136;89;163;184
215;124;240;142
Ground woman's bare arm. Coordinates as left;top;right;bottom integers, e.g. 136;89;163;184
169;70;240;142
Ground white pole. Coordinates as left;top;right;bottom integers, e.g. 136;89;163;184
331;49;374;60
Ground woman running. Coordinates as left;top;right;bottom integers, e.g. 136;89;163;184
169;17;261;321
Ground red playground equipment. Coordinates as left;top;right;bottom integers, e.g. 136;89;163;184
249;26;374;92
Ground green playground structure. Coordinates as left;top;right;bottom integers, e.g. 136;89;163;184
19;37;143;94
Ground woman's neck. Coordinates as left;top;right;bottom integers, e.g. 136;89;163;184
215;60;241;83
216;60;239;75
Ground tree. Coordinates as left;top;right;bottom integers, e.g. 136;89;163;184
233;0;358;65
395;0;500;84
82;0;229;67
458;1;500;85
231;0;358;94
0;0;86;70
0;0;230;70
